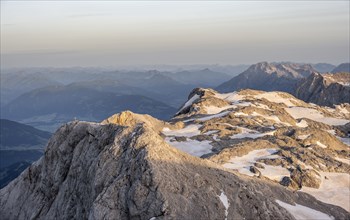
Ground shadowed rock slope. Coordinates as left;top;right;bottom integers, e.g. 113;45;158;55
295;72;350;107
1;111;349;219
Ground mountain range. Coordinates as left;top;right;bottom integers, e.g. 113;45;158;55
217;62;350;107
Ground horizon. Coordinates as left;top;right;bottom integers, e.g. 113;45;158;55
1;1;349;68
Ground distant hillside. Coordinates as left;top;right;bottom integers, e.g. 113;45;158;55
0;119;50;188
0;161;31;189
0;119;51;148
1;85;177;131
216;62;317;93
311;63;336;73
332;63;350;73
0;72;62;105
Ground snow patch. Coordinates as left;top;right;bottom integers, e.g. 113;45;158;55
296;120;308;128
335;157;350;165
165;137;212;157
214;92;244;103
301;172;350;212
252;112;291;126
316;141;327;149
176;94;200;114
197;111;231;121
162;124;201;137
285;107;349;126
255;92;296;107
297;134;310;140
218;190;229;220
275;200;334;220
234;112;249;117
204;105;235;114
231;128;275;139
223;149;289;181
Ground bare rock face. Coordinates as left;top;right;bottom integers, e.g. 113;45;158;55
295;72;350;107
1;112;349;220
290;168;321;189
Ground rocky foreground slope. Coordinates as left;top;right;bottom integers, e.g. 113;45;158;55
1;89;350;219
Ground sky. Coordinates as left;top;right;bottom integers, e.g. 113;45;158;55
1;1;349;68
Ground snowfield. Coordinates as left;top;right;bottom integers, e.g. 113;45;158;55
276;200;334;220
301;172;350;212
164;137;212;157
223;149;290;181
285;107;349;126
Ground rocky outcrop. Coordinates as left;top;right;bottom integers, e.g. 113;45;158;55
216;62;317;94
1;111;349;219
295;72;350;107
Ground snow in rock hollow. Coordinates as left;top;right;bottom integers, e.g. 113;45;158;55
230;127;275;139
296;120;308;128
254;92;297;107
301;172;350;212
214;92;244;103
204;105;236;115
275;200;335;220
162;124;201;137
223;149;290;181
316;141;327;149
164;137;212;157
285;107;350;126
297;134;310;140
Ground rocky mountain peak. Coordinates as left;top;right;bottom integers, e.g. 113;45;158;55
216;62;319;94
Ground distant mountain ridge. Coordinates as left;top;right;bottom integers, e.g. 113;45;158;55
1;85;176;132
332;63;350;73
216;62;317;94
0;119;51;149
312;63;336;73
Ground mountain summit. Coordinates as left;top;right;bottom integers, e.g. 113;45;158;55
216;62;318;94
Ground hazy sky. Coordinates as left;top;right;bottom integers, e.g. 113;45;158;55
1;1;349;67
